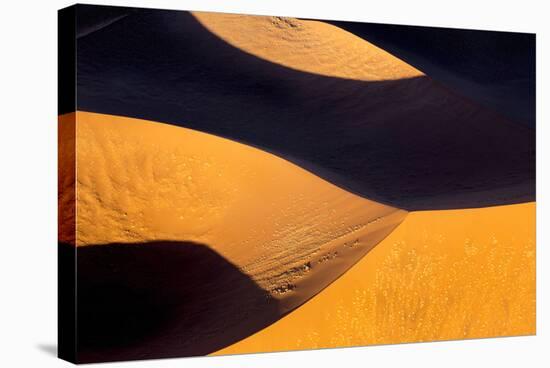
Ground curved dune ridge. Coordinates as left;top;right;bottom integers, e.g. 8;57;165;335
193;12;423;81
77;8;535;210
59;111;406;360
63;6;536;362
328;21;536;127
216;202;535;355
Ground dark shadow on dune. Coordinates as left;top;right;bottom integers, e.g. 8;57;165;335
63;241;279;363
75;5;535;210
327;20;536;128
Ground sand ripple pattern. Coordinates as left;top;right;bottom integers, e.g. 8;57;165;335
69;112;406;315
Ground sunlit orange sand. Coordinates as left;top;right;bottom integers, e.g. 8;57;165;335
59;112;405;342
60;5;535;363
193;12;422;81
216;202;535;354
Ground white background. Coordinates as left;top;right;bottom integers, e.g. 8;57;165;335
0;0;547;367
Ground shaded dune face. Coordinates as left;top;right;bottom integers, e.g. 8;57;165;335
62;111;406;361
57;6;537;363
70;241;278;363
76;7;535;210
329;21;536;127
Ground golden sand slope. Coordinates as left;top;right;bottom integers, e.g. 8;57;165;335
193;12;422;81
216;202;535;354
58;113;76;244
62;111;405;314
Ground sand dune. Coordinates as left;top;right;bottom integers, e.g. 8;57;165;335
77;8;535;210
58;113;75;245
60;111;406;360
216;202;535;354
330;21;535;127
68;240;279;362
60;6;536;362
193;12;423;81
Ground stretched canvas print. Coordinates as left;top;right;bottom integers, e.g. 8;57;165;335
58;4;536;364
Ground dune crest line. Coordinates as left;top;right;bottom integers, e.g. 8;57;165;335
77;9;534;210
58;111;407;360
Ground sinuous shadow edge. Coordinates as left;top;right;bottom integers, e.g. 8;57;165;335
60;241;280;363
57;4;536;364
75;6;535;210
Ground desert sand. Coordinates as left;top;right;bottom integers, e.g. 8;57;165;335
77;9;535;210
329;21;535;127
60;6;536;362
58;113;75;245
60;111;405;361
193;12;423;81
216;202;535;354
